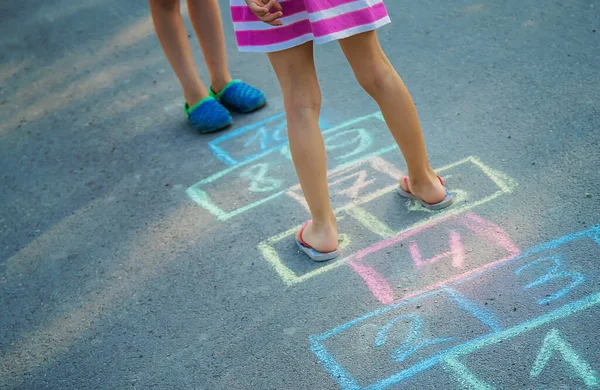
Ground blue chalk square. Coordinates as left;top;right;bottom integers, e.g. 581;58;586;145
209;112;330;167
449;228;600;330
443;308;600;389
310;291;496;390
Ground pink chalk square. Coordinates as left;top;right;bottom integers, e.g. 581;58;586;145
347;212;521;304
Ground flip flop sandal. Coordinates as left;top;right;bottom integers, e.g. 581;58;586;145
397;175;454;210
295;221;341;262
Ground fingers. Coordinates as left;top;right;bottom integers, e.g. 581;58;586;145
261;9;283;26
249;0;283;25
267;19;283;26
268;0;283;12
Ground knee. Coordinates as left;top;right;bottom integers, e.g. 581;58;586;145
355;62;395;98
284;87;322;117
150;0;179;11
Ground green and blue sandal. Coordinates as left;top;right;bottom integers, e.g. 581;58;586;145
210;80;266;113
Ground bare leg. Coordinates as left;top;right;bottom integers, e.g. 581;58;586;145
187;0;232;93
267;42;338;253
148;0;208;106
339;31;446;204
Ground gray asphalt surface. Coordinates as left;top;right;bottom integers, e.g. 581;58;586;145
1;0;599;389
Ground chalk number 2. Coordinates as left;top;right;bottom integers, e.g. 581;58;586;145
375;314;454;363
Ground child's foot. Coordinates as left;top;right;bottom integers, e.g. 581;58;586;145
185;97;232;133
398;172;453;210
295;219;339;258
210;80;266;113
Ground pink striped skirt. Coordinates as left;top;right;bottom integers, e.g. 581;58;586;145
230;0;391;53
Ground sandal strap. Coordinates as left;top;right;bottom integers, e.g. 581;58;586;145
403;176;412;194
298;221;313;249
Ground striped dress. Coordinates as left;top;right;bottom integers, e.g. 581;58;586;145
230;0;390;53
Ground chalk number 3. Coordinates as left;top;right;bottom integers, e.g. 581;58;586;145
515;256;584;305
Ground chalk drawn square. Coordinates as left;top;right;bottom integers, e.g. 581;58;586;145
309;291;496;390
347;212;521;305
187;112;391;221
448;230;600;329
188;153;296;221
444;309;600;389
340;155;517;241
258;156;516;286
263;215;387;278
310;225;600;389
357;157;511;237
209;113;330;167
286;156;403;214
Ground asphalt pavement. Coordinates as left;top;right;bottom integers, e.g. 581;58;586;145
1;0;599;389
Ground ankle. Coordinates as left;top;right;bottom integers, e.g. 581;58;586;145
408;167;438;185
311;213;337;231
185;90;209;107
210;76;233;94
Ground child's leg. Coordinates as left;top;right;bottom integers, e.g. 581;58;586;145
267;42;338;253
187;0;231;93
148;0;208;106
338;31;446;204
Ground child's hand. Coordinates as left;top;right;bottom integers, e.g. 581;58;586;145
245;0;283;26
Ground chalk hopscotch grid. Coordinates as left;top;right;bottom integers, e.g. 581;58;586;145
186;112;390;221
308;225;600;390
258;155;517;286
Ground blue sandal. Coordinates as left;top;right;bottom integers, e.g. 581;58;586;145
210;80;266;113
185;97;232;133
